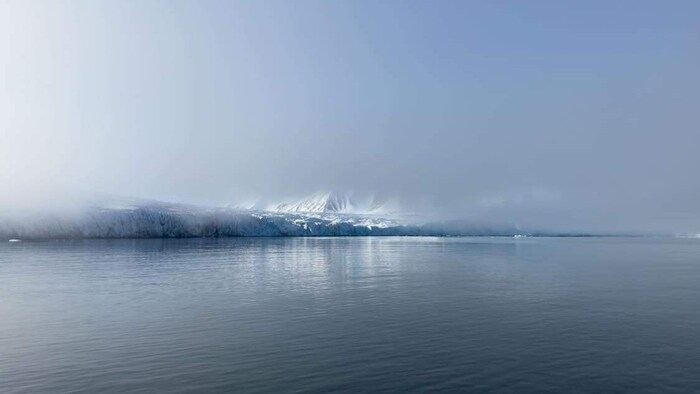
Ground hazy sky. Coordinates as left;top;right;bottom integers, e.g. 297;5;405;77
2;0;699;233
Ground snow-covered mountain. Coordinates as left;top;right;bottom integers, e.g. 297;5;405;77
274;191;356;213
272;191;400;215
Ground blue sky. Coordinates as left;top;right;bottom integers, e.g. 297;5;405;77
1;0;699;232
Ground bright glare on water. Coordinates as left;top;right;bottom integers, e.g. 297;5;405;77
1;237;699;393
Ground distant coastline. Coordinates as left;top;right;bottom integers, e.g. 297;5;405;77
0;195;640;241
0;206;636;241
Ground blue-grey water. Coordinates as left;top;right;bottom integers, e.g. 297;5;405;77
1;237;699;393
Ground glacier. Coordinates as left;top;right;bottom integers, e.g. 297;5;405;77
0;193;528;240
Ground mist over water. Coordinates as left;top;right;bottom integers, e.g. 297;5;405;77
2;1;700;233
4;2;700;393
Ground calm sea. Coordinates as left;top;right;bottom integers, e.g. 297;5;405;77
1;237;699;393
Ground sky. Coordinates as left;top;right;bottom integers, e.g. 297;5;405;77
1;0;699;233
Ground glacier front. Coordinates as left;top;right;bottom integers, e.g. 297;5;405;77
0;194;529;240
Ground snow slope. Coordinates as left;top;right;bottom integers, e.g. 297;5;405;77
272;191;402;215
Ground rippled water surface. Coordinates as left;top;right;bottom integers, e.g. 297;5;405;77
1;237;700;393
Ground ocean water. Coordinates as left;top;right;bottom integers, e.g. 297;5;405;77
1;237;699;393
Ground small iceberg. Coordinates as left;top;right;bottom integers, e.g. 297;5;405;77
8;239;21;243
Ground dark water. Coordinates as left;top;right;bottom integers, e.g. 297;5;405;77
1;237;699;393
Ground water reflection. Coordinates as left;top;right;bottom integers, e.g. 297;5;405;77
2;237;700;393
